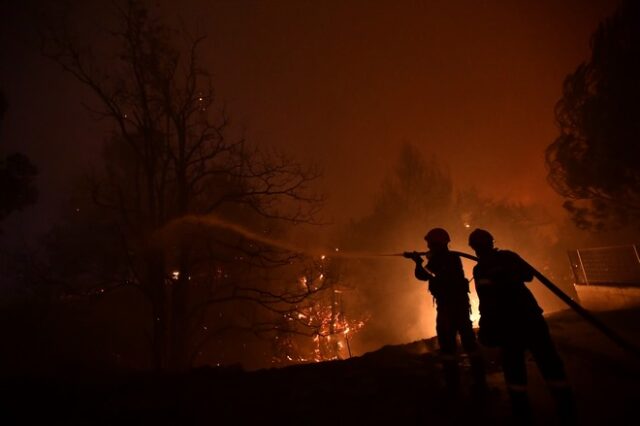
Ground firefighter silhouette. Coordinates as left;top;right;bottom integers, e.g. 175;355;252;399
468;228;574;423
404;228;486;392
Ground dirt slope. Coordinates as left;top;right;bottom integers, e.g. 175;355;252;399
2;309;639;425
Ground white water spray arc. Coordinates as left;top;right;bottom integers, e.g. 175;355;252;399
168;214;396;260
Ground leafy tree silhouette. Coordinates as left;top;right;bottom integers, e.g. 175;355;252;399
546;1;640;230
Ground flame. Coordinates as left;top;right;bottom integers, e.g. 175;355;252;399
272;295;368;364
469;293;480;327
272;254;370;366
299;276;308;290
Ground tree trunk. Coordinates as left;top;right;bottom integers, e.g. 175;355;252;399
168;244;190;371
145;248;168;371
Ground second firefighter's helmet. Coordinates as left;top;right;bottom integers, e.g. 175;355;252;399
468;228;494;249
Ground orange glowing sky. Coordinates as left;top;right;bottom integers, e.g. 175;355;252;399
0;0;620;231
179;0;619;221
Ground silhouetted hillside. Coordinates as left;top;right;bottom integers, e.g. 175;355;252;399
2;309;638;425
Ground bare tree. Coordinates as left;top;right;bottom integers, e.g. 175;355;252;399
41;0;322;370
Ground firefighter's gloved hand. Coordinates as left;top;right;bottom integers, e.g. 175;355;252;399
403;251;422;262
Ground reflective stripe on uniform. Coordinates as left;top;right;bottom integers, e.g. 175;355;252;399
546;379;570;388
507;383;528;392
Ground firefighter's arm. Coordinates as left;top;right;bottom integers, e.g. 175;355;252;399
513;253;534;282
403;252;434;281
508;252;534;282
414;264;434;281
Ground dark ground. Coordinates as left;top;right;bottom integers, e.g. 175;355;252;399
2;308;639;425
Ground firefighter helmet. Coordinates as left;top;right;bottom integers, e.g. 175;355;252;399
424;228;451;245
468;228;494;249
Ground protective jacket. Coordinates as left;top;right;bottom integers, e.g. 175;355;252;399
415;250;470;306
472;249;543;346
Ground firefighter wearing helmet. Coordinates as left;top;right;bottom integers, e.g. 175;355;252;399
404;228;486;392
468;229;573;423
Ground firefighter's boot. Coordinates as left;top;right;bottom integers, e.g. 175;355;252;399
508;387;533;425
469;352;488;393
442;357;460;393
550;384;575;425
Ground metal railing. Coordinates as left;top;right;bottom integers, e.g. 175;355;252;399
568;244;640;286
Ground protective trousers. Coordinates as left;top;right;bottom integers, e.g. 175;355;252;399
436;303;486;390
501;315;573;423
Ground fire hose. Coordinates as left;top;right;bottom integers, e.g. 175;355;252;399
391;250;640;359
